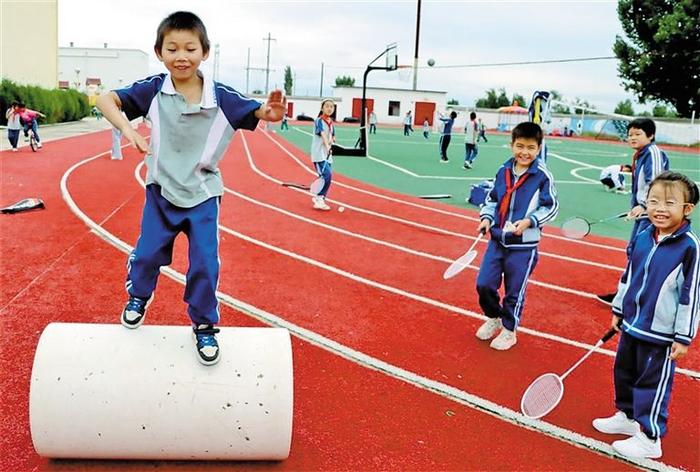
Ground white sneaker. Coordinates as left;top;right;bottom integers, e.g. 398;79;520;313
490;328;517;350
12;148;18;152
110;155;123;160
612;431;662;459
475;317;502;340
37;142;42;148
592;411;640;436
312;197;331;211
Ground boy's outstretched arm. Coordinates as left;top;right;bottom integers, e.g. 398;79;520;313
96;92;149;153
255;90;287;122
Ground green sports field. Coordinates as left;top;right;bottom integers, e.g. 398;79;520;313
278;124;699;240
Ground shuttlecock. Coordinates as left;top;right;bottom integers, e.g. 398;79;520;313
338;206;345;213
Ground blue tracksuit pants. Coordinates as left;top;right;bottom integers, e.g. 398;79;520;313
126;184;221;326
476;241;538;332
314;160;332;197
614;332;675;439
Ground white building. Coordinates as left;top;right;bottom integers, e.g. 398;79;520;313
332;86;447;127
58;45;149;94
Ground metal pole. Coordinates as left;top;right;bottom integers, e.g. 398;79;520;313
320;62;324;97
412;0;422;91
263;33;276;94
246;48;250;94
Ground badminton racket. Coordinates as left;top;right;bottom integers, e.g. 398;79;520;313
281;182;310;190
561;212;628;239
443;229;486;280
520;327;619;419
310;150;332;196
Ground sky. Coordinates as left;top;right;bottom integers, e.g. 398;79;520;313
58;0;641;113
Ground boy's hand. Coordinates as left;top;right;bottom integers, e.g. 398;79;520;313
123;128;149;154
512;218;532;236
669;342;688;360
611;315;622;331
477;219;491;234
627;205;645;219
256;90;287;122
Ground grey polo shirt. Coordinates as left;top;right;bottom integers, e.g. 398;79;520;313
116;72;261;208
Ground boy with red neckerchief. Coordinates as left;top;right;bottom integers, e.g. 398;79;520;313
473;122;559;350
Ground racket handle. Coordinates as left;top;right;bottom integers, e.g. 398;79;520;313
601;322;622;343
479;227;486;235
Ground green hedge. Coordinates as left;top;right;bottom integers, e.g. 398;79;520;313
0;79;91;125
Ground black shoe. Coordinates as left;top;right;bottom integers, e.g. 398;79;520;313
596;292;617;306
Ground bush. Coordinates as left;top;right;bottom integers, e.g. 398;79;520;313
0;79;90;125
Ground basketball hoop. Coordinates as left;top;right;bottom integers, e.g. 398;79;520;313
396;65;413;83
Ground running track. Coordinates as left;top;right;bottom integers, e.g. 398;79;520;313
1;126;698;471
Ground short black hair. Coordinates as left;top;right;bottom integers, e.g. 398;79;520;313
511;122;543;145
470;112;476;120
155;11;210;55
449;111;457;119
627;118;656;141
649;171;699;205
621;164;633;172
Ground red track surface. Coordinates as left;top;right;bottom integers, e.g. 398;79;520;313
1;128;698;471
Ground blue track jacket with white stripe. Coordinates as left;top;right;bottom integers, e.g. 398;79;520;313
479;157;558;249
612;222;700;346
631;143;669;209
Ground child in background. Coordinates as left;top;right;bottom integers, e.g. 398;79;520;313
422;117;430;139
593;171;698;459
17;103;46;148
438;111;457;163
5;101;21;151
96;11;285;365
474;122;558;350
310;98;336;211
600;164;633;193
597;118;670;305
463;111;478;169
280;112;289;131
477;118;488;143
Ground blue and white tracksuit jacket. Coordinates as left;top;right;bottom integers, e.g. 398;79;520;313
476;158;558;331
628;143;669;251
611;222;699;438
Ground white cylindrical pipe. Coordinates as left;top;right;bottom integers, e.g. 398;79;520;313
30;323;293;460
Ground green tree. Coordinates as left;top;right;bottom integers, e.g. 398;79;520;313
614;0;699;117
512;93;527;108
475;88;499;108
652;103;676;118
447;98;459;105
283;66;293;96
614;99;635;115
334;75;355;86
550;90;570;114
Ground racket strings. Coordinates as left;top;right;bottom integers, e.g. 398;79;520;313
521;374;563;418
561;217;590;239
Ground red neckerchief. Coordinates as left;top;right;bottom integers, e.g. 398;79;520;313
322;116;334;137
498;167;530;227
631;149;641;177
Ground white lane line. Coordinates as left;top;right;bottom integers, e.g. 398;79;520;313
267;130;628;253
58;152;689;471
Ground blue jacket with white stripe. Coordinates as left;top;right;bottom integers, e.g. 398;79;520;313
479;158;559;249
612;222;700;346
631;143;669;209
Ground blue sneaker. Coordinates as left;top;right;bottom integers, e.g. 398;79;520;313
120;295;150;329
193;325;221;365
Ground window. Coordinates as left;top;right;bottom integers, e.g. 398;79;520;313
388;101;401;116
